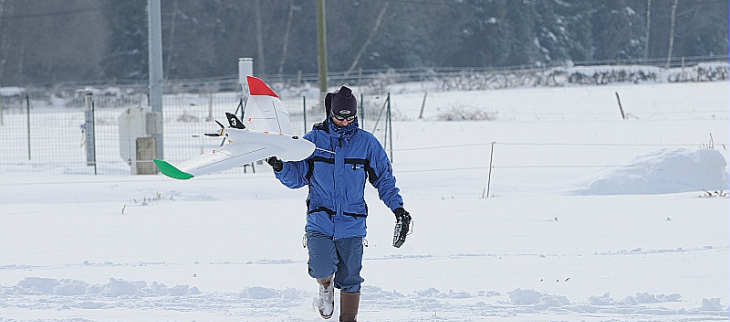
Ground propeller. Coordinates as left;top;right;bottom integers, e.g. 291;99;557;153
203;120;228;146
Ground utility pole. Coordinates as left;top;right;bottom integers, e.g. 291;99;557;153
316;0;328;109
148;0;164;159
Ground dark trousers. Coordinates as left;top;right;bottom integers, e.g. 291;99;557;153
306;231;364;293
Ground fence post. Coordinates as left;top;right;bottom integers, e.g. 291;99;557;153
234;98;244;120
207;89;214;121
359;93;364;129
303;95;307;135
371;96;388;137
387;92;393;162
135;137;157;175
26;95;31;160
383;99;388;151
418;92;428;119
485;141;496;198
84;92;97;174
615;92;626;120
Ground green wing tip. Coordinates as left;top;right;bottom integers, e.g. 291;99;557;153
153;159;194;180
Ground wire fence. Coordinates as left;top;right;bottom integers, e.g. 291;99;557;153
0;90;399;175
388;139;729;198
0;60;727;176
217;54;730;88
1;90;725;178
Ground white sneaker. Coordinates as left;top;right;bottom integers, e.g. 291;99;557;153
318;282;334;319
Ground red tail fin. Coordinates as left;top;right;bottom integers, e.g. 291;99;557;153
247;76;279;98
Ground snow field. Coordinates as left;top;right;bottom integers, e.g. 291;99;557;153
0;81;728;321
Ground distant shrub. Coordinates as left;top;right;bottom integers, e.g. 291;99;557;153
176;111;200;122
435;106;497;121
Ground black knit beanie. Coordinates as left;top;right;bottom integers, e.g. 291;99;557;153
329;86;357;118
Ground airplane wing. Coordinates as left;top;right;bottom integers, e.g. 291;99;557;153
153;128;315;180
154;140;285;180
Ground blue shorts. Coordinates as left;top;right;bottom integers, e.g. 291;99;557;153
306;231;364;293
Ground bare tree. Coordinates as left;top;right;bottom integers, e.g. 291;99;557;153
344;1;390;77
0;0;7;81
164;0;178;78
255;0;265;75
644;0;651;61
277;0;295;76
666;0;679;67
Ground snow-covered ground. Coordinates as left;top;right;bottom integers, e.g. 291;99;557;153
0;81;728;321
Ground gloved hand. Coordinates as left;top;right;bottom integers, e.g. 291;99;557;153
392;208;412;248
266;157;283;172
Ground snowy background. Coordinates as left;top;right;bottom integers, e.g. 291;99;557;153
0;81;728;321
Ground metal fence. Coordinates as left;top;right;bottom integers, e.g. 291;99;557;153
0;88;394;175
1;60;727;176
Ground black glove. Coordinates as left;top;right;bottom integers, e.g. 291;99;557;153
392;208;412;248
266;157;283;172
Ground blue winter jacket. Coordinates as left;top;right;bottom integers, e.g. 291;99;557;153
274;118;403;239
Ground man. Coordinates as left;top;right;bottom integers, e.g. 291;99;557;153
267;86;411;321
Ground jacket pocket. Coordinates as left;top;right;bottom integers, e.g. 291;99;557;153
344;202;368;218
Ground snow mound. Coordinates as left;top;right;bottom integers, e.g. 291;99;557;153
7;277;200;297
508;289;570;310
238;286;306;300
575;148;728;195
701;298;725;311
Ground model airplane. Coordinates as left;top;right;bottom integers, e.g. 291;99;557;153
153;76;316;180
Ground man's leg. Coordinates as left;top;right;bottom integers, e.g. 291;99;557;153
307;231;338;319
334;237;364;322
317;275;335;319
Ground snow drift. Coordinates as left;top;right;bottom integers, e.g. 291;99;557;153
575;148;728;195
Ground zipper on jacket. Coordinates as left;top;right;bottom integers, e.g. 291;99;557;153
332;138;338;239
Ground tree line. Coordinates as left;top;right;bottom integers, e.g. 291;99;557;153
0;0;727;87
